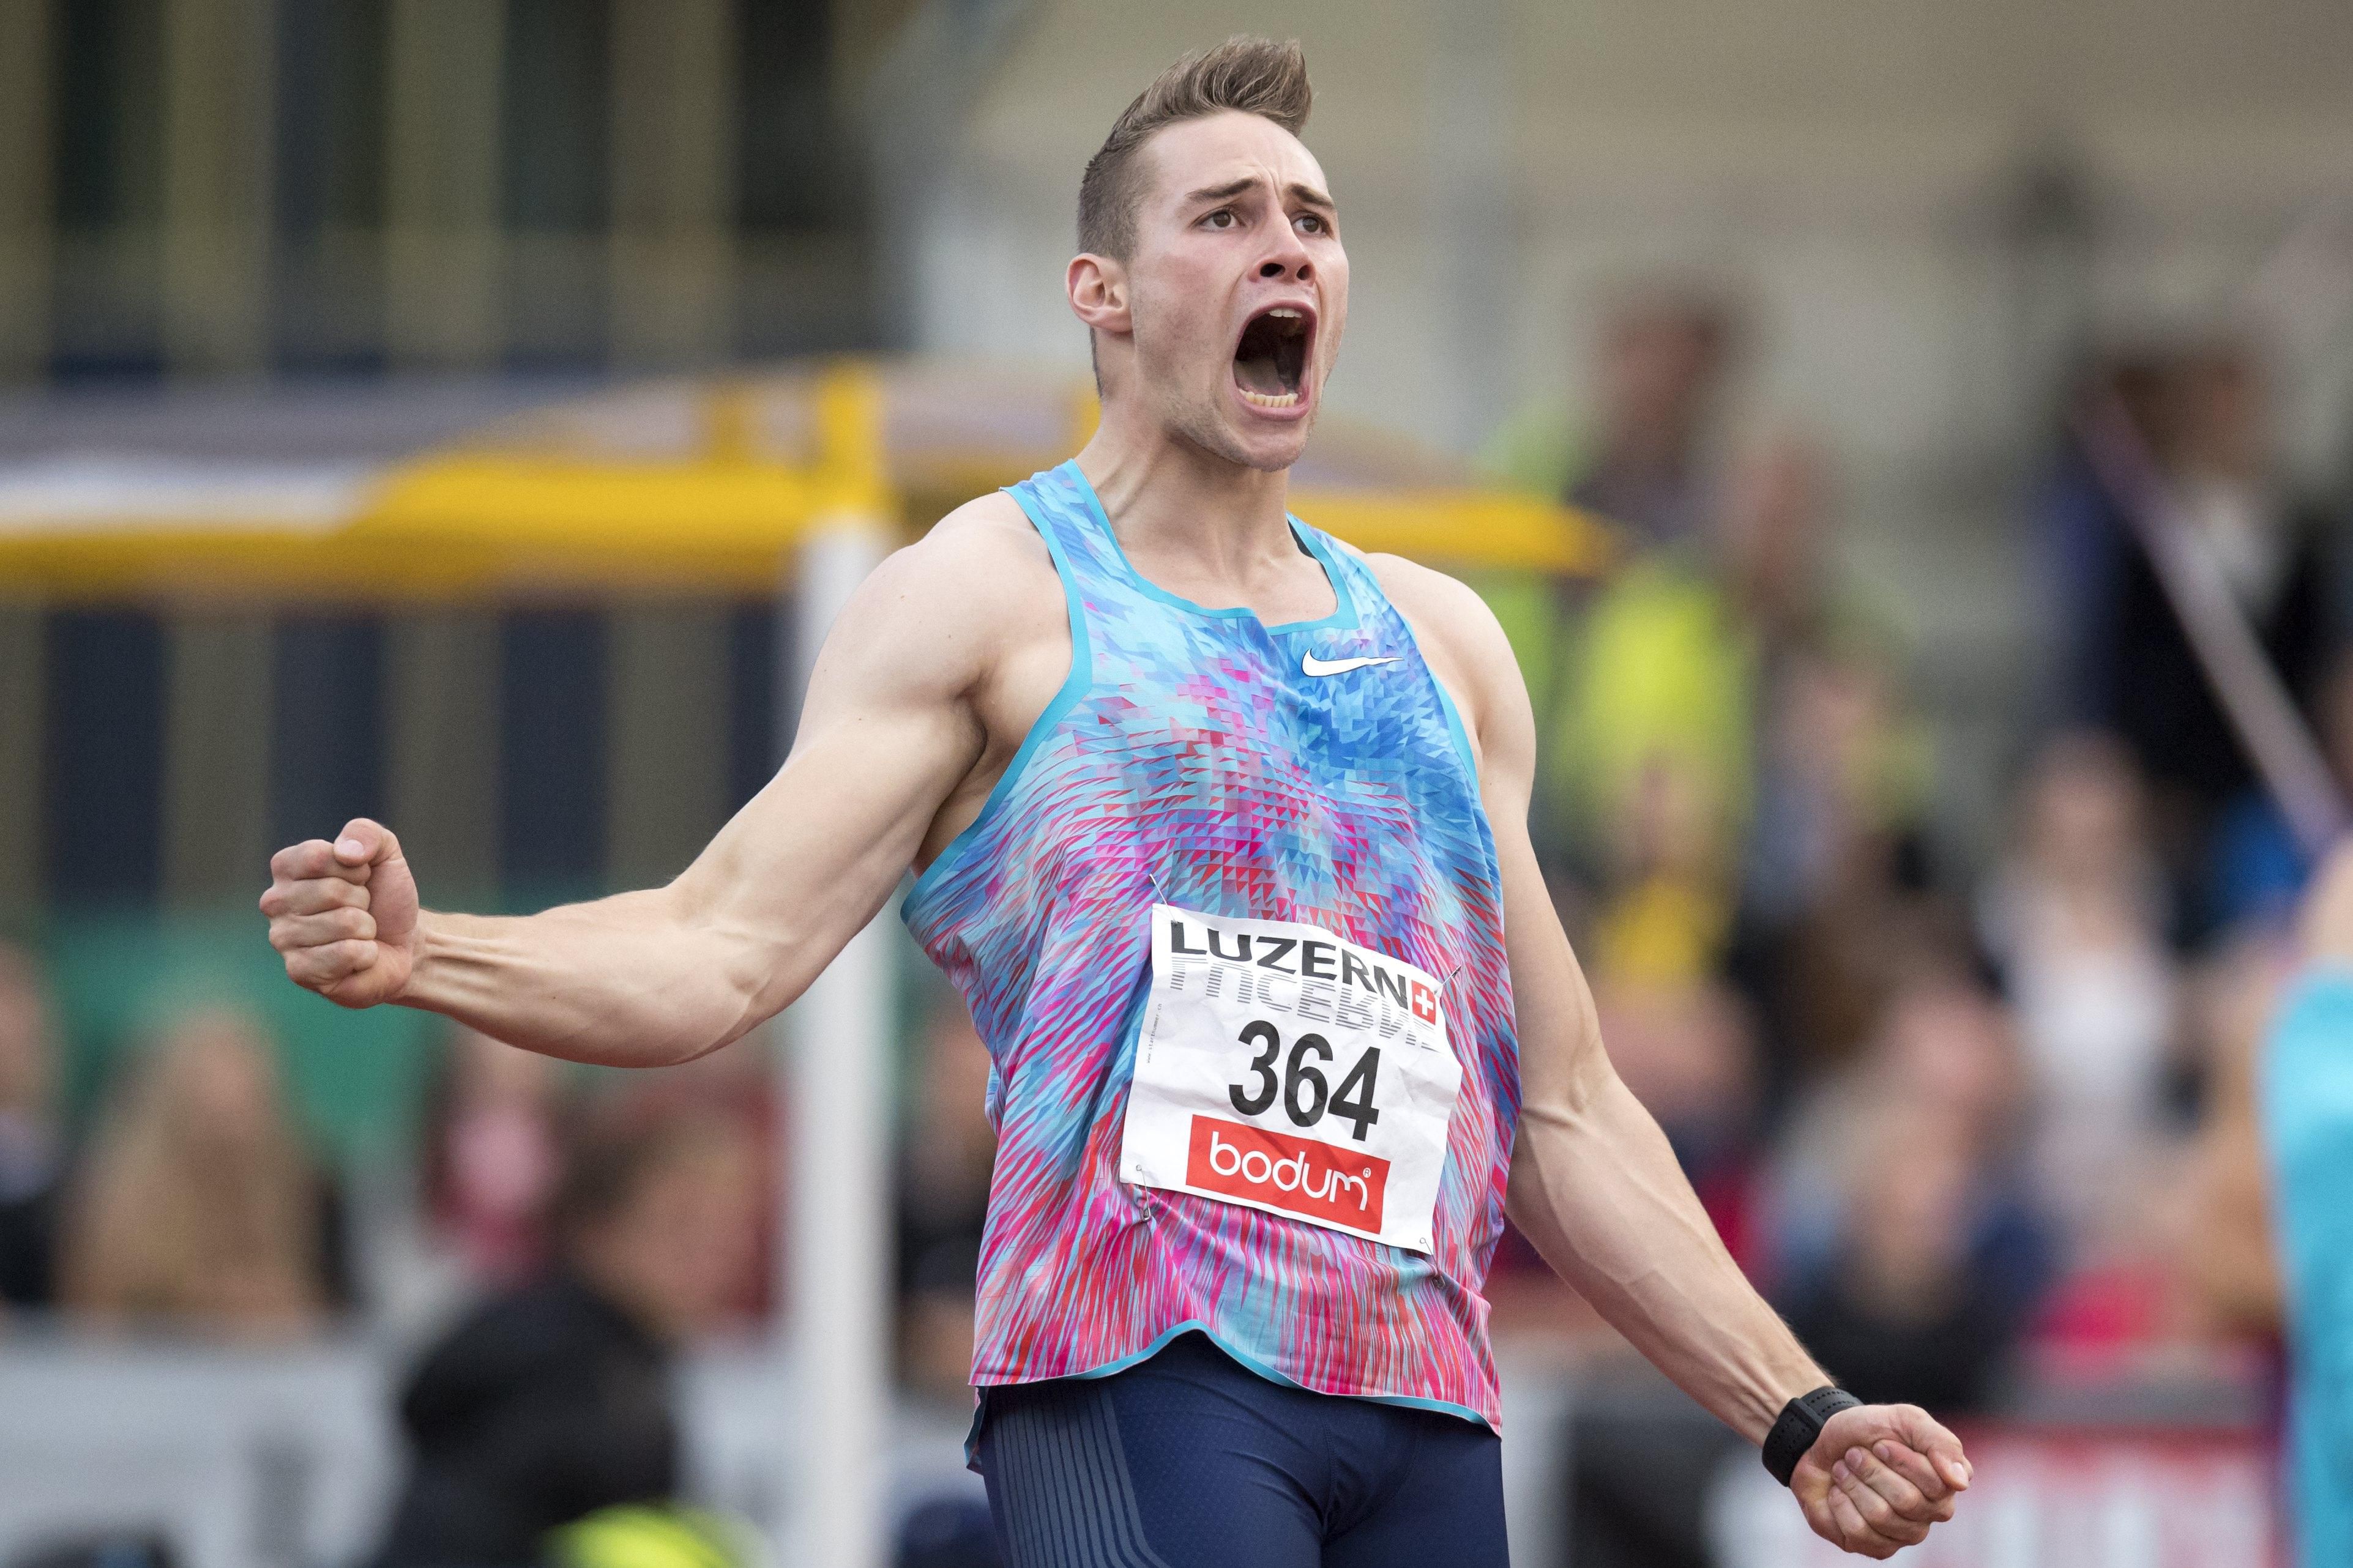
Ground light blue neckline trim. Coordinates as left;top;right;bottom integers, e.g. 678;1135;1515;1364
1430;683;1483;794
1063;460;1359;636
964;1318;1496;1464
902;481;1096;921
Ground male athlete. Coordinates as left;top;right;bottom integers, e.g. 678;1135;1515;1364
264;37;1969;1565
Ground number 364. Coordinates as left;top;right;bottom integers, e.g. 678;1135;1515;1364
1228;1020;1381;1142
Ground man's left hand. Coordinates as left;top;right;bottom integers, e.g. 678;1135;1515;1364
1790;1403;1972;1559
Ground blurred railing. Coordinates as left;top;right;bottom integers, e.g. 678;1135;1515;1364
1710;1428;2275;1568
0;1330;971;1568
0;1334;2276;1568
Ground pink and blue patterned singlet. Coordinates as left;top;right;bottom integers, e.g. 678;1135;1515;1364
901;461;1520;1427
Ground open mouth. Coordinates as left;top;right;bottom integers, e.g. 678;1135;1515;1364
1233;306;1311;409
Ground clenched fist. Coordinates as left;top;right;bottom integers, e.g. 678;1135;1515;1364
260;818;421;1009
1794;1402;1972;1558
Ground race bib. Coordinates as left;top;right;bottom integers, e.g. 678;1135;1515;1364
1119;904;1463;1254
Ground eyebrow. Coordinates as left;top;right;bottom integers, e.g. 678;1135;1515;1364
1185;177;1337;215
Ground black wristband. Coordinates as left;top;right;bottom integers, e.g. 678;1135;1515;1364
1762;1386;1862;1487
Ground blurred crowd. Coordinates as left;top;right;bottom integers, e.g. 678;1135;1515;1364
0;952;781;1565
0;281;2344;1565
1474;283;2341;1424
0;983;775;1352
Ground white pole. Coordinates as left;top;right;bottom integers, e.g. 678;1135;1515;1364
782;519;894;1568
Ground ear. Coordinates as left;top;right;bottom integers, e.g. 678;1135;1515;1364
1067;253;1132;337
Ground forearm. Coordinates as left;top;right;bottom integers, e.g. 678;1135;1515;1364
400;890;792;1069
1507;1072;1823;1443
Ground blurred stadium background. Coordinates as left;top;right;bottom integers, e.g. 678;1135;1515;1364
4;1;2353;1564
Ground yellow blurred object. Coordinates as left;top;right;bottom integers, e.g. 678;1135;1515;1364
544;1504;756;1568
0;358;1611;601
1561;560;1755;847
1592;874;1733;986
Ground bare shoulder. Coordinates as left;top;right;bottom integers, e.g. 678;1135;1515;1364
814;491;1060;704
897;491;1056;600
1357;549;1506;644
923;489;1048;553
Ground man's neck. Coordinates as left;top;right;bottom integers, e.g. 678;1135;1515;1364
1073;399;1298;582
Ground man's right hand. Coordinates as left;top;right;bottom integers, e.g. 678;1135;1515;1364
261;817;420;1009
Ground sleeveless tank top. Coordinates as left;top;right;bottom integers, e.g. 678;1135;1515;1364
901;461;1520;1427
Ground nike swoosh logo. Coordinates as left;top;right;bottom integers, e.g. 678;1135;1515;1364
1301;653;1403;677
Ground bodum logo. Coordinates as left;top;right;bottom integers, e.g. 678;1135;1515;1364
1185;1115;1391;1233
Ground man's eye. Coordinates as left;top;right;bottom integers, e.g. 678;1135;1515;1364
1203;210;1236;229
1296;213;1326;235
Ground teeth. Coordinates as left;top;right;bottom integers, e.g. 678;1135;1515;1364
1239;388;1300;407
1268;308;1303;319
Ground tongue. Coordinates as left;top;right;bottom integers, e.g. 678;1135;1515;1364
1235;349;1288;394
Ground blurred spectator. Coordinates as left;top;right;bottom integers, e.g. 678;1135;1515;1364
1485;282;1743;553
1777;1099;2020;1413
1572;288;1740;550
1741;626;1930;934
2040;349;2171;728
0;944;64;1314
1718;435;1832;657
61;1008;345;1336
364;1027;577;1349
1732;642;1944;1095
1560;556;1754;897
1770;978;2049;1411
660;1046;783;1327
2020;928;2292;1361
1977;733;2180;1253
372;1090;761;1568
1589;754;1737;988
1560;429;1928;952
2039;338;2338;927
1476;284;1747;863
420;1028;569;1289
898;1002;998;1404
2173;932;2289;1340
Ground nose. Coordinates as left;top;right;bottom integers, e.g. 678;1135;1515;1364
1258;230;1313;284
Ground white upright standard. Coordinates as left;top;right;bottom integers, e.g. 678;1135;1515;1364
783;518;894;1568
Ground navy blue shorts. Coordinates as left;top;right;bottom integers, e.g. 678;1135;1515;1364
974;1332;1508;1567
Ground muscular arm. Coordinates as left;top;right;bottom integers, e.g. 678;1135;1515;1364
1372;554;1967;1559
1401;565;1822;1440
1491;712;1824;1438
263;498;1045;1068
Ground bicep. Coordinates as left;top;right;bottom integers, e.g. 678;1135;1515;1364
1436;582;1613;1126
666;541;993;1006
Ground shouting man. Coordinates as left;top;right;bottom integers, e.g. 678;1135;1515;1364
264;37;1969;1566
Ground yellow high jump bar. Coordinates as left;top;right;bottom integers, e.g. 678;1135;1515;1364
0;360;1611;601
